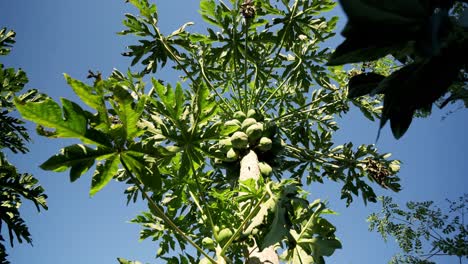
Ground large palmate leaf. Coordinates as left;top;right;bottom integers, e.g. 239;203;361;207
282;200;341;264
347;72;386;98
329;0;467;139
120;150;161;192
0;28;15;56
14;97;111;147
111;86;148;140
90;154;120;196
40;144;115;182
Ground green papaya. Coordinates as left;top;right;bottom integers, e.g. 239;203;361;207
233;111;246;121
257;137;272;152
226;148;239;161
246;123;264;142
217;228;233;245
241;118;257;131
230;131;249;149
202;237;215;250
258;162;272;176
247;109;264;121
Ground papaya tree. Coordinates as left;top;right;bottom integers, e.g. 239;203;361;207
0;28;48;264
14;0;401;263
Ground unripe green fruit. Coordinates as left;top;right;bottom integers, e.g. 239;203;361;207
233;111;246;121
246;123;264;142
258;162;272;176
257;137;272;152
247;109;264;121
226;148;239;161
217;228;233;245
241;118;257;131
230;131;249;149
202;237;215;250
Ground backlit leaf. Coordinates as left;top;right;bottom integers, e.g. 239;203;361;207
14;98;111;146
90;154;120;196
40;144;115;182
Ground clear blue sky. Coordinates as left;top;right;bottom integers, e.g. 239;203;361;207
1;1;466;264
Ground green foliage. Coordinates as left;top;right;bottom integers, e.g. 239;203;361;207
14;0;404;263
0;28;47;264
368;194;468;264
0;153;48;248
329;1;468;139
0;27;45;153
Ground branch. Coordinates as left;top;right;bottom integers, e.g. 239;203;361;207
120;157;216;263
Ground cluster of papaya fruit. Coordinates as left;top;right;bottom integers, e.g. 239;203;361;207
212;109;285;177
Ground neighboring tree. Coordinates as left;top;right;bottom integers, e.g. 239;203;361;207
14;0;401;263
368;194;468;264
328;0;468;139
0;28;47;264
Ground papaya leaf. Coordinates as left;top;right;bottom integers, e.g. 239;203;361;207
199;0;220;27
117;258;142;264
127;0;158;23
0;27;15;56
327;35;405;66
194;84;217;127
64;74;103;111
40;144;115;182
14;97;111;147
120;151;161;192
347;72;386;98
284;201;341;263
260;205;289;250
388;108;414;140
174;82;184;118
64;74;110;131
112;86;147;139
338;0;428;25
151;78;176;117
90;154;120;196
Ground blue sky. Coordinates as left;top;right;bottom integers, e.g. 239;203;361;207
1;1;467;264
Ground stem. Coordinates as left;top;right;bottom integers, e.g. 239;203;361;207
232;18;244;111
157;29;233;115
199;59;235;114
255;0;300;106
120;157;216;263
272;99;339;123
243;19;251;110
187;148;216;239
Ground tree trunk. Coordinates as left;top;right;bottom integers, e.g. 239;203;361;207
239;150;279;264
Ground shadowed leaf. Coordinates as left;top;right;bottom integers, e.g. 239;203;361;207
348;72;386;98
